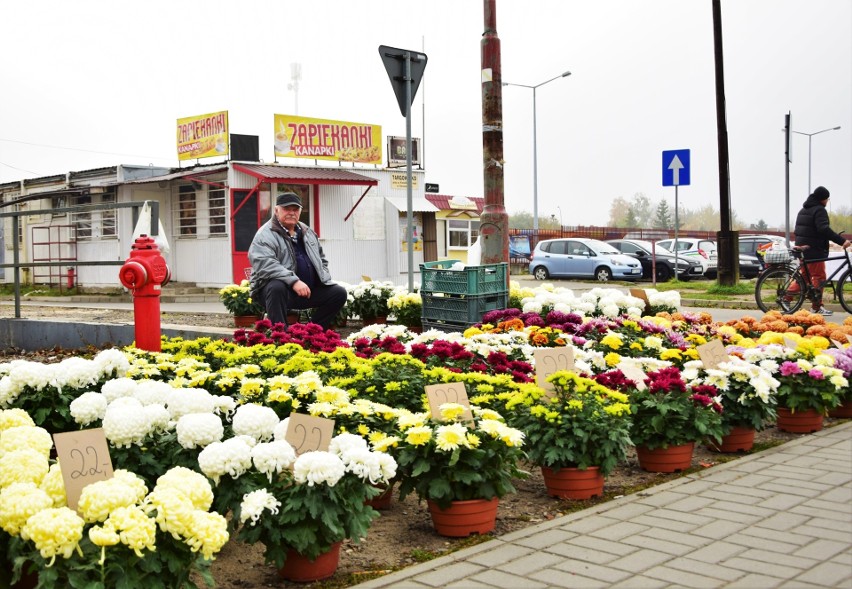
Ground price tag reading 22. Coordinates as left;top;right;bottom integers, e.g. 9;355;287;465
53;428;114;513
534;348;575;393
425;382;474;423
285;413;335;456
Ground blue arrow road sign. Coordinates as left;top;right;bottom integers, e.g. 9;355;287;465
662;149;690;187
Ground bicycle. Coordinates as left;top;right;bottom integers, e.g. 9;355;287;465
754;245;852;313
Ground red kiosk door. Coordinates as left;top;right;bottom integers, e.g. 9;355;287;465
230;189;269;284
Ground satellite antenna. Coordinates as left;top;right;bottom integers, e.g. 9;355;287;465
288;63;302;115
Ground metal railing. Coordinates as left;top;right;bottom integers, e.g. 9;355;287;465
0;200;159;318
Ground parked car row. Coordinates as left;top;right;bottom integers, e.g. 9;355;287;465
529;235;779;282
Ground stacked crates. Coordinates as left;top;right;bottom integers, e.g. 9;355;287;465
419;260;509;332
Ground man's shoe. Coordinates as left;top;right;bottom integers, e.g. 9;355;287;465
814;306;833;316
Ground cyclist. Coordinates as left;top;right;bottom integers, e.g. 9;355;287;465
791;186;852;315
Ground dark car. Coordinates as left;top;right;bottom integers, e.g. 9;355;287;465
606;239;704;281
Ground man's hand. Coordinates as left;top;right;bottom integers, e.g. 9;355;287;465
292;280;311;298
843;240;852;250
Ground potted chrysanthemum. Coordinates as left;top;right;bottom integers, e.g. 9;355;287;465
219;280;264;326
773;355;848;433
386;288;423;331
681;355;780;452
348;280;396;324
392;403;526;537
504;370;632;500
619;366;725;472
213;431;396;583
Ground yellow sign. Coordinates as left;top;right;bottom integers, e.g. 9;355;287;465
274;114;381;163
176;111;229;161
391;172;419;189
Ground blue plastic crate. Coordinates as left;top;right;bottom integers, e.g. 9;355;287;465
420;261;508;296
421;292;509;325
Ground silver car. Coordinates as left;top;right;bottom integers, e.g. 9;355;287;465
530;238;643;282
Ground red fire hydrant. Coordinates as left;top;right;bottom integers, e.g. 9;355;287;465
118;235;171;352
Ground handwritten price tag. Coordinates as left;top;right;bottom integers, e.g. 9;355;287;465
425;382;473;423
53;428;114;513
629;288;650;309
618;363;647;391
534;348;575;394
831;338;845;349
285;413;335;456
696;339;729;370
847;335;852;345
361;275;373;282
783;336;799;350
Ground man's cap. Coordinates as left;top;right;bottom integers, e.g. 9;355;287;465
276;192;302;208
813;186;830;201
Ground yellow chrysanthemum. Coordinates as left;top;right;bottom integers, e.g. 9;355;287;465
604;352;621;367
20;506;84;563
434;423;470;452
404;426;432;446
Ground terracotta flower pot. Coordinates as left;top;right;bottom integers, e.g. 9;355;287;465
540;466;605;500
362;315;388;326
426;498;499;537
278;542;342;583
828;400;852;419
233;315;261;328
776;407;824;433
635;442;695;473
707;426;756;453
365;484;394;510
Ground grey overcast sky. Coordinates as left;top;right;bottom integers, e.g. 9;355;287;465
1;0;850;229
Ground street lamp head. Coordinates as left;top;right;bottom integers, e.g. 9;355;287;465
561;71;572;77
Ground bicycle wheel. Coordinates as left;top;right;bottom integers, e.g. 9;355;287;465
755;267;806;313
837;270;852;314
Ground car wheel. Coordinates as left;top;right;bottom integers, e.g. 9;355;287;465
655;265;673;282
594;266;613;282
532;266;549;280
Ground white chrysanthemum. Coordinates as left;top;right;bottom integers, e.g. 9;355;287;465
93;349;131;377
293;451;346;487
0;426;52;459
101;378;139;403
69;392;108;426
176;413;224;449
102;402;151;448
231;404;279;442
143;404;171;433
375;451;398;483
329;432;369;456
197;437;253;484
251;440;297;481
132;380;174;406
166;388;216;420
77;473;147;523
239;489;280;525
272;417;289;440
338;447;383;483
212;395;237;416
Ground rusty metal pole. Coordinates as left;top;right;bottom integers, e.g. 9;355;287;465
480;0;509;275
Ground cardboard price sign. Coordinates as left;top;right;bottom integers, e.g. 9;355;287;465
618;363;647;391
425;382;473;423
285;413;335;455
783;336;799;350
534;348;575;393
629;288;650;309
696;339;729;369
53;428;114;513
832;338;847;349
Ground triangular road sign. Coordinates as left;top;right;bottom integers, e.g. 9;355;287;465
379;45;428;117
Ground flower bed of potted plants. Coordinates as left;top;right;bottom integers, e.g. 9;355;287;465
392;403;526;537
504;370;633;499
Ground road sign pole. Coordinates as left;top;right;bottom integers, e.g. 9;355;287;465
405;51;414;292
674;185;680;275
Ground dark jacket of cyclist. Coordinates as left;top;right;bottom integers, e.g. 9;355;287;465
791;186;851;314
794;186;846;260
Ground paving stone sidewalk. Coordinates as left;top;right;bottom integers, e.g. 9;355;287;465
354;422;852;589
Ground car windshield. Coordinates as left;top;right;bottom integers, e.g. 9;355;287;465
634;240;676;256
587;239;620;255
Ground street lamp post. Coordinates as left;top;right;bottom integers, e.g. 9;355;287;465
503;71;571;233
792;126;841;193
